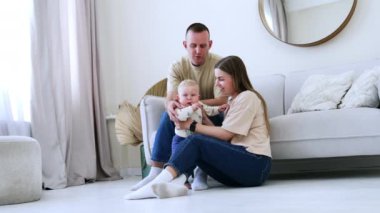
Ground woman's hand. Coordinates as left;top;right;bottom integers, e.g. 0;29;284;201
191;102;202;111
218;104;230;113
175;118;193;130
201;108;214;126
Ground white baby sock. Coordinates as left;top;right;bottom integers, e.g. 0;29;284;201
124;169;173;200
130;167;163;191
152;182;189;199
191;167;208;191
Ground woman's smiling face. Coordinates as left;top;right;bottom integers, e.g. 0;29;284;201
215;68;236;97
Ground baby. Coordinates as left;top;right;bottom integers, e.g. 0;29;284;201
173;79;228;190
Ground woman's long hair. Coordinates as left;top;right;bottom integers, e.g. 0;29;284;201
215;56;270;135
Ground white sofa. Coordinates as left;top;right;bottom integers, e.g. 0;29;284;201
140;59;380;173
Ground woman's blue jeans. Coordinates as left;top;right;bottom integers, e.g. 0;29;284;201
151;112;223;163
151;112;271;186
166;134;272;187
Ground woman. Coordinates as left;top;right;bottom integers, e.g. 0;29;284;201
125;56;272;199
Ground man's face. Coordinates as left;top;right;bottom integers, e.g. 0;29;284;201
183;31;212;66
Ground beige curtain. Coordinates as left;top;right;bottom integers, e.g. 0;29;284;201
31;0;120;189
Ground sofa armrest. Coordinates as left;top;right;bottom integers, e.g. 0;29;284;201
140;95;166;166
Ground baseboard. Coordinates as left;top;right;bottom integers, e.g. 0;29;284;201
270;155;380;175
120;168;141;178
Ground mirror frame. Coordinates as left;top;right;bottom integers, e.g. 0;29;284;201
258;0;357;47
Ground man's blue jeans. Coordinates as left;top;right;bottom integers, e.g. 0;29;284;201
166;134;272;187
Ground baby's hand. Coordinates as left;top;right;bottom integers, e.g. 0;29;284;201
191;102;203;111
218;104;229;112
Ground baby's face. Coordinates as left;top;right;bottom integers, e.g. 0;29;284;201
178;86;200;106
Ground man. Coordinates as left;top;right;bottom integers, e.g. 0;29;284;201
131;23;227;191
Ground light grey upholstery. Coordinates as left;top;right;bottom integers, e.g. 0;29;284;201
251;74;285;118
140;95;165;166
271;108;380;159
0;136;42;205
140;58;380;171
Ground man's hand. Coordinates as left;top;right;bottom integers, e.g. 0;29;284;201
167;100;181;122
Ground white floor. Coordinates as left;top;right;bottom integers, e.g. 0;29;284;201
2;170;380;213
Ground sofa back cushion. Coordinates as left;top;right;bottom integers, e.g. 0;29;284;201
284;59;380;112
250;74;285;118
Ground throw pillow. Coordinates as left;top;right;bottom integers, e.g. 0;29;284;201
339;66;380;108
287;71;355;114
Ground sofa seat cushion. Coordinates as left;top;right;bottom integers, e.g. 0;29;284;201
270;108;380;159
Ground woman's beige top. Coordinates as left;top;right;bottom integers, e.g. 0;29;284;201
222;91;271;157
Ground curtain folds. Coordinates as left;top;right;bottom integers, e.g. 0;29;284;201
31;0;120;189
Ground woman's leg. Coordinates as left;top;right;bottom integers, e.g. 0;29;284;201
166;134;272;187
191;167;208;191
126;134;271;199
125;170;188;200
131;112;175;190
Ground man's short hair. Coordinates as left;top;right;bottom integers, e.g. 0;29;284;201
185;23;210;37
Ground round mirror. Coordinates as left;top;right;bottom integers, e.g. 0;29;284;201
259;0;357;47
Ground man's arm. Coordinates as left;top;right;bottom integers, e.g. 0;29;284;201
166;91;180;121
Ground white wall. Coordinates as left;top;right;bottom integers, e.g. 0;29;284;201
96;0;380;115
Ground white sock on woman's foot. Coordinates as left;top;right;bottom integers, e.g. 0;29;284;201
130;167;163;191
124;170;173;200
191;168;208;191
152;183;189;199
170;174;187;186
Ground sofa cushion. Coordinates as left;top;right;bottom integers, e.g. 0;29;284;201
284;59;380;112
270;108;380;159
251;74;285;118
339;66;380;109
287;71;355;114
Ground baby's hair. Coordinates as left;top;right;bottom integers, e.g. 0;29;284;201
178;79;199;91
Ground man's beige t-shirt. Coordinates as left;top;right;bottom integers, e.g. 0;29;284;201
167;53;222;100
222;91;272;157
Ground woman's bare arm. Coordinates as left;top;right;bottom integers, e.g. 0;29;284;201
177;119;234;141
